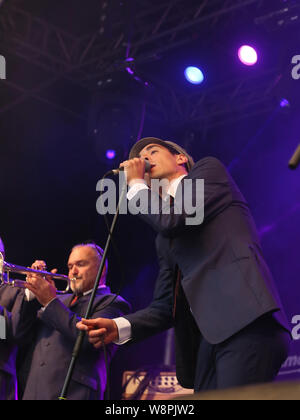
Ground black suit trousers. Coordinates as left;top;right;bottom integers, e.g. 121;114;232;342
194;313;290;392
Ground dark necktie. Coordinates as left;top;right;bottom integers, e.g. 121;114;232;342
168;194;174;207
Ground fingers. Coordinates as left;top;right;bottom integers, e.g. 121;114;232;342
119;158;147;184
27;260;47;283
31;260;47;271
76;319;105;332
26;262;57;288
76;318;116;348
76;320;93;332
88;328;107;338
120;158;146;173
79;318;101;328
76;321;107;348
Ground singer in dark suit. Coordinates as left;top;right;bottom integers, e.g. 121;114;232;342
15;243;131;400
78;138;290;392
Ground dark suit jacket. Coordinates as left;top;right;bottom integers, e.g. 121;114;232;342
0;285;24;400
16;287;130;400
125;157;290;388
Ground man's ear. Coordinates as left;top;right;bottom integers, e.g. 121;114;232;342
176;154;188;166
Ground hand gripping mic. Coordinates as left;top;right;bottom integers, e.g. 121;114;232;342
110;160;152;175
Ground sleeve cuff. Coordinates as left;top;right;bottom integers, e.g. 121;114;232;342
113;317;132;345
127;180;149;201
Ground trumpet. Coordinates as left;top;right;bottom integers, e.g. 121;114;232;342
0;252;71;294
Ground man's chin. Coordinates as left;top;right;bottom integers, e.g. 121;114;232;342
150;173;172;181
150;170;165;180
71;283;83;295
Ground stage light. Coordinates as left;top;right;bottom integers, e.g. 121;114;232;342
280;98;290;108
238;45;258;66
106;150;116;160
184;66;204;85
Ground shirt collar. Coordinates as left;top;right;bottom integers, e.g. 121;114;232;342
165;174;187;200
82;284;107;296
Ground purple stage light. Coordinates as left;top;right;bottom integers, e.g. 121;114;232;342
280;98;290;108
125;57;135;75
184;66;204;85
238;45;258;66
106;150;116;160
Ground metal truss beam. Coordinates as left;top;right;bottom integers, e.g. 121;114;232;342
72;0;264;87
0;5;77;69
142;67;283;127
0;0;291;126
0;0;265;86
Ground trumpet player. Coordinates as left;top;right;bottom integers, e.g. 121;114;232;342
0;237;24;400
15;242;131;400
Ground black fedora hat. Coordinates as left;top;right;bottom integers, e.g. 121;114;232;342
129;137;195;172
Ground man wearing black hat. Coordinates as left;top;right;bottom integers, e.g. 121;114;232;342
78;138;290;392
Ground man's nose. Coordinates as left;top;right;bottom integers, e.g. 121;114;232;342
70;267;79;277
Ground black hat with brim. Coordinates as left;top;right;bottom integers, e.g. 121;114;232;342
129;137;194;171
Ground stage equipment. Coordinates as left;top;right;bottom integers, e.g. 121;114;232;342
122;370;193;400
0;252;71;294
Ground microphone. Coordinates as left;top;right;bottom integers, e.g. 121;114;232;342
110;160;152;175
288;144;300;170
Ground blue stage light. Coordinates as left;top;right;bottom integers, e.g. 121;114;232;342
184;66;204;85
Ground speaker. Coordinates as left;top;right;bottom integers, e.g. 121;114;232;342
173;381;300;400
122;370;193;400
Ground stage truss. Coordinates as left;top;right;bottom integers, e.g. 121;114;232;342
0;0;298;126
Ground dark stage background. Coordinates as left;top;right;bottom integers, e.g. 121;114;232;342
0;0;300;399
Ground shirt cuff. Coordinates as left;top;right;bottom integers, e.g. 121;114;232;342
127;180;149;201
41;297;58;311
113;317;132;345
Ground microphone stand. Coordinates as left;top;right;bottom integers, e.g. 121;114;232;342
59;173;127;400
